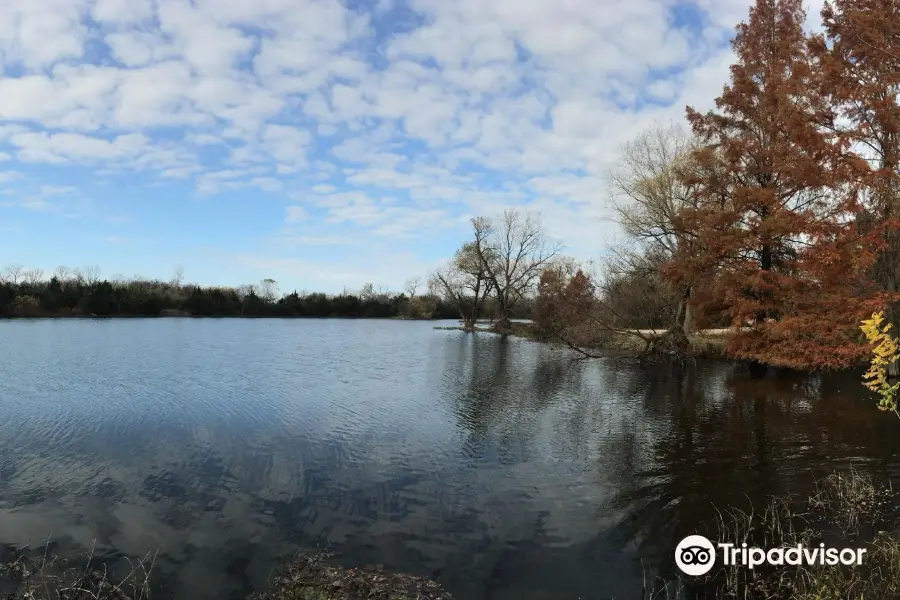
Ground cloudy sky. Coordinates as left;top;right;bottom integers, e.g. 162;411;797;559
0;0;826;293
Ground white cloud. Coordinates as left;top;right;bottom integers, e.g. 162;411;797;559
3;183;84;214
251;177;283;192
9;131;150;163
0;0;89;70
262;124;311;167
92;0;154;26
0;171;23;183
285;205;308;223
0;0;789;287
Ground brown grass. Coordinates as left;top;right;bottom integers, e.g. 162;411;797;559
2;542;155;600
248;552;453;600
642;469;900;600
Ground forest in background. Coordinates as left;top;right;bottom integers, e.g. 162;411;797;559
0;263;534;321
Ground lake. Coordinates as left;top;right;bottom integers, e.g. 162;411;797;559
1;318;898;599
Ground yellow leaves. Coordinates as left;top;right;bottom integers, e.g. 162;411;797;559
860;311;900;414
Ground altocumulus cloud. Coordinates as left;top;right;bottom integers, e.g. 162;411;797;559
0;0;827;292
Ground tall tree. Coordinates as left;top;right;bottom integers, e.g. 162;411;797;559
429;219;494;330
474;210;559;333
671;0;860;368
813;0;900;373
609;123;700;333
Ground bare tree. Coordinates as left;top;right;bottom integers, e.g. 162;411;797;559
599;245;679;333
82;265;102;285
430;223;494;330
235;284;256;316
260;278;279;302
1;264;24;285
359;283;376;301
53;266;73;282
22;268;44;286
607;123;699;334
404;276;422;299
474;210;560;332
170;265;185;287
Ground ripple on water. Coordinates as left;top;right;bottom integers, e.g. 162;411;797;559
0;319;898;600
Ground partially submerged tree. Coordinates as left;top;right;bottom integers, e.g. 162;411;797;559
430;250;492;331
430;221;494;330
473;210;560;332
534;263;601;355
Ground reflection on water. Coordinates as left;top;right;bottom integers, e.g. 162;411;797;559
1;319;899;599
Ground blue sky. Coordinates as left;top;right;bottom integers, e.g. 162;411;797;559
0;0;826;294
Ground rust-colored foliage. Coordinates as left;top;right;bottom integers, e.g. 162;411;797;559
667;0;886;369
534;267;596;344
814;0;900;333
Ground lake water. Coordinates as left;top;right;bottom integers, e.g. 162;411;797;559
1;319;899;599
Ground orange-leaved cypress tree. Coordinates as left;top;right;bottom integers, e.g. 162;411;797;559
670;0;866;368
813;0;900;373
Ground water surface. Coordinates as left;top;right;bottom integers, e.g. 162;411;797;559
0;319;897;599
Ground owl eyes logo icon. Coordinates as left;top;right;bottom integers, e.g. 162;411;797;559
675;535;716;576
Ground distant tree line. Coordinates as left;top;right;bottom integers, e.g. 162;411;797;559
0;264;532;320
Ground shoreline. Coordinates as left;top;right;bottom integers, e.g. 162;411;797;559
438;322;731;360
439;322;874;373
0;314;448;320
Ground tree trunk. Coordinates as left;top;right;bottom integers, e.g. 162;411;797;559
674;285;694;334
757;242;773;325
683;298;694;335
674;299;685;330
459;301;476;332
493;302;512;334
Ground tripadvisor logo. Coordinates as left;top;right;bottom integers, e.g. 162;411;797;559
675;535;867;576
675;535;716;576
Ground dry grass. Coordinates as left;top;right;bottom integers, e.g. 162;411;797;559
1;542;155;600
808;468;893;536
249;552;453;600
644;469;900;600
